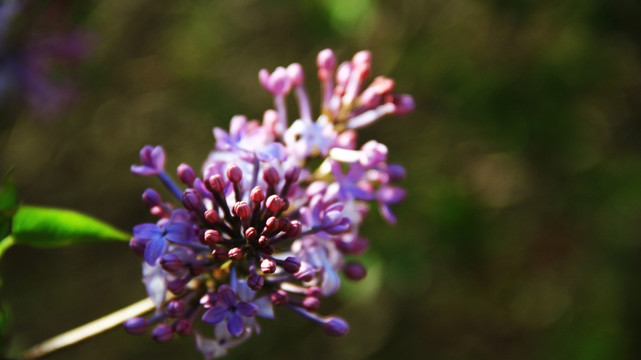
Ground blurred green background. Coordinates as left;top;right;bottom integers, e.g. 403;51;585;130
2;0;641;359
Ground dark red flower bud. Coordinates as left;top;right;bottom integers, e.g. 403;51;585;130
250;186;265;203
203;229;220;245
303;296;320;311
270;289;289;306
207;174;226;192
258;235;270;247
174;318;193;337
262;166;280;185
228;247;243;261
211;247;228;261
204;209;219;224
245;227;257;241
306;286;322;298
261;258;276;274
286;220;302;237
226;163;243;183
266;195;284;213
233;201;251;218
265;216;279;233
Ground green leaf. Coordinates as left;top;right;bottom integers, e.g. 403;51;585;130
11;206;130;247
0;236;14;262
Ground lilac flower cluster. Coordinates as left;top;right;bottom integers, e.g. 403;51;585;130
125;49;413;358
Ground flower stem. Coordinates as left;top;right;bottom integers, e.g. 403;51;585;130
21;297;155;360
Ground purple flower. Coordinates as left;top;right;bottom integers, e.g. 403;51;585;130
201;285;259;337
212;115;286;162
133;210;194;264
131;145;166;176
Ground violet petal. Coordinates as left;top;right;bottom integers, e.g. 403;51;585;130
217;285;237;307
133;223;162;240
227;313;244;337
201;306;229;325
165;222;194;244
143;237;166;265
236;302;258;317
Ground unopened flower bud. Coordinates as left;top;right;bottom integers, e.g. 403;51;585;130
285;165;302;183
245;227;257;241
258;235;270;247
129;237;147;257
233;201;251;218
306;286;322;299
228;247;243;261
203;229;220;245
167;279;186;295
123;317;148;335
265;195;285;213
174;318;193;336
323;317;349;337
142;188;162;208
270;289;289;306
286;220;302;237
211;247;228;261
343;262;367;281
287;63;305;86
181;189;201;211
278;218;290;232
248;273;264;291
226;163;243;183
387;164;406;181
166;300;185;318
281;256;301;274
317;49;336;80
261;258;276;274
295;262;315;282
303;296;320;311
352;50;371;68
336;237;369;255
150;205;164;217
207;174;226;193
151;324;173;343
250;186;265;203
200;292;216;308
160;253;182;273
264;216;279;233
204;209;219;224
392;94;415;115
177;163;196;186
262;166;280;185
